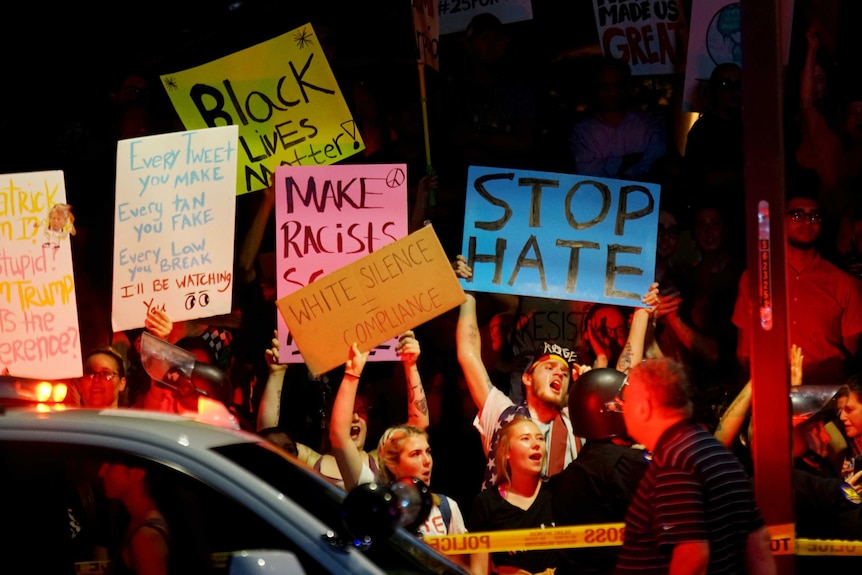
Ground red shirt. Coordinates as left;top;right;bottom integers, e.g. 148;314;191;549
732;252;862;384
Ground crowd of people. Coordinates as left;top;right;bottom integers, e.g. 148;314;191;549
17;4;862;574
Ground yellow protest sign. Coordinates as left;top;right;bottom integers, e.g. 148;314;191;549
276;225;465;376
160;24;364;195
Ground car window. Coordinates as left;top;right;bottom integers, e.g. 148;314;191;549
0;441;332;575
215;442;469;575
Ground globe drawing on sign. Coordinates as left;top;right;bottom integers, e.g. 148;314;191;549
706;3;742;66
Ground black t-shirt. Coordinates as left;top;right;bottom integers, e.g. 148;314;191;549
469;481;559;574
550;441;649;575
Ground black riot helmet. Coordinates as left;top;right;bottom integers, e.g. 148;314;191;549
790;384;846;428
568;367;627;441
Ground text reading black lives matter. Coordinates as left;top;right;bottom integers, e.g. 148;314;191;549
189;52;361;194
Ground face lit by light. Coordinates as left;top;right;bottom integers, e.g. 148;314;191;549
840;392;862;439
506;420;546;477
525;358;571;408
391;435;432;485
79;353;125;408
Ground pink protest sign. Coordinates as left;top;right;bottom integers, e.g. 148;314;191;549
274;163;408;365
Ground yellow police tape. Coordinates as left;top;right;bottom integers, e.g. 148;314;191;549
424;523;625;555
796;539;862;556
70;526;862;574
423;522;862;557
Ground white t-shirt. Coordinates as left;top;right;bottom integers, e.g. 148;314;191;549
419;496;467;536
474;387;578;477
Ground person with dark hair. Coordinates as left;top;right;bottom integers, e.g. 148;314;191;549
568;57;666;179
79;347;128;408
258;427;300;459
134;333;242;430
259;330;428;489
582;303;629;369
655;202;744;429
838;375;862;477
550;368;649;575
682;63;744;219
331;342;468;546
614;357;775;575
469;416;560;575
99;457;170;575
441;12;538;172
455;255;658;488
715;373;862;569
458;284;581;487
732;191;862;385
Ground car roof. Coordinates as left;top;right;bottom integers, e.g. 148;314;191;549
0;405;262;450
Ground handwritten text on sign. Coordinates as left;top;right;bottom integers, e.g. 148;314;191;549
413;0;440;71
112;126;239;332
277;225;465;377
461;166;660;307
593;0;687;76
161;24;364;195
0;171;82;378
275;163;408;364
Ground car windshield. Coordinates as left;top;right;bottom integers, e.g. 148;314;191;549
213;441;470;575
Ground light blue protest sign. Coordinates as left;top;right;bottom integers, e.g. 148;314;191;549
460;165;660;307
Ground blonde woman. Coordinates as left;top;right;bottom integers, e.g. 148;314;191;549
257;330;428;489
469;416;559;575
331;340;468;540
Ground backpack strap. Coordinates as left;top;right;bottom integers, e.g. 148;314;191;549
436;494;451;533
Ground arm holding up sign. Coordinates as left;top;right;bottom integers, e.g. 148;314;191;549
330;332;429;491
454;256;493;412
615;283;660;375
396;330;429;430
257;330;286;432
237;181;275;285
257;332;321;468
331;343;371;492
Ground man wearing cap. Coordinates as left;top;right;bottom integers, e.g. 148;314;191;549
457;284;580;487
454;255;660;488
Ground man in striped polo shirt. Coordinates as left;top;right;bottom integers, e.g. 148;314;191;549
613;358;775;574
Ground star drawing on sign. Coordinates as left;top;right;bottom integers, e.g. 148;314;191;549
294;27;315;50
163;77;178;91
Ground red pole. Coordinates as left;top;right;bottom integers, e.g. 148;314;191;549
742;0;795;571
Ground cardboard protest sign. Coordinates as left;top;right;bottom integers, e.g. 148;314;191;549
275;163;408;364
0;171;82;379
160;23;364;195
277;225;465;377
112;126;239;332
461;165;660;307
439;0;532;35
414;0;440;71
592;0;687;76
